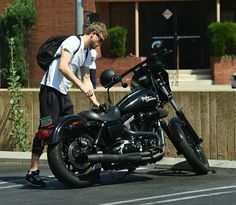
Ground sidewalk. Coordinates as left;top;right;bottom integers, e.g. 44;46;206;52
0;151;47;163
1;151;236;170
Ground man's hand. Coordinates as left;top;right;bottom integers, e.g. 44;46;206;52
99;103;107;112
80;84;93;97
91;103;107;113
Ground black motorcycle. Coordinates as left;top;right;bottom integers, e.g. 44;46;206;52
39;41;209;188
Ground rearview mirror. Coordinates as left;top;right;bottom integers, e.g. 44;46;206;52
151;40;162;50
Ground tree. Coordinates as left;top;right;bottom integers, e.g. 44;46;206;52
0;0;36;87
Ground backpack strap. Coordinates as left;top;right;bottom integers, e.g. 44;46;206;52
54;35;81;59
84;48;89;62
73;35;81;55
44;35;82;85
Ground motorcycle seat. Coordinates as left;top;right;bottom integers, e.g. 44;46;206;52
80;106;121;122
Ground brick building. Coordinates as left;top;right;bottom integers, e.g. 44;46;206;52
1;0;236;87
0;0;78;87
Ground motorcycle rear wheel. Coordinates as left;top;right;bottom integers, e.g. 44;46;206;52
169;118;209;175
47;134;101;188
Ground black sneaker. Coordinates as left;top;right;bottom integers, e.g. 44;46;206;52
25;170;46;187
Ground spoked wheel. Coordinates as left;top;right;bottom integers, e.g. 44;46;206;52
47;132;101;188
169;117;209;175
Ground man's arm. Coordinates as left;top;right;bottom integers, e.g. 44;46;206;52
59;49;93;97
81;66;100;107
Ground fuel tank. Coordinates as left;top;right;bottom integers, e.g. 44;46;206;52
116;88;158;114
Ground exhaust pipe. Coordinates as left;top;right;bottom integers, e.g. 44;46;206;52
88;153;142;163
87;150;165;163
87;129;165;163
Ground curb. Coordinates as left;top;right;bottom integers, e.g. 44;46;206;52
0;151;47;163
155;157;236;171
1;151;236;170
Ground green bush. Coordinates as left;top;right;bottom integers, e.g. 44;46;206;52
108;26;127;57
0;0;36;87
209;22;236;57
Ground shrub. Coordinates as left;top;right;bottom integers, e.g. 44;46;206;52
0;0;36;87
209;22;236;57
108;26;127;57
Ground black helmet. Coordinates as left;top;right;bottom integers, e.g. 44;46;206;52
100;68;116;88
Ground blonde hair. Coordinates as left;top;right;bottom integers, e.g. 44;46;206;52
86;22;108;40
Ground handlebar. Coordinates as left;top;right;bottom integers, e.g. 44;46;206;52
106;48;172;89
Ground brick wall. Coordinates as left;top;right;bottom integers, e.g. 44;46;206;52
211;56;236;84
84;0;96;12
29;0;76;87
96;57;146;86
0;0;12;12
0;0;76;87
0;0;110;87
0;0;139;88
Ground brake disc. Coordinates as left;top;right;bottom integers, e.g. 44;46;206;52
68;139;90;171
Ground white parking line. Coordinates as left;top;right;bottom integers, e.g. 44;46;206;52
99;185;236;205
138;190;236;204
0;184;23;189
0;182;8;185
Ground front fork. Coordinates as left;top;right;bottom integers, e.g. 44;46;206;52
159;82;202;145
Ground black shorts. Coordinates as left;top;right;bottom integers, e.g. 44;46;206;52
32;85;74;156
39;85;74;121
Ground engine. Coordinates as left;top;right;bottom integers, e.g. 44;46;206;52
113;113;161;154
114;135;160;155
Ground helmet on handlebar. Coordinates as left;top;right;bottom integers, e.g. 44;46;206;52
100;68;116;88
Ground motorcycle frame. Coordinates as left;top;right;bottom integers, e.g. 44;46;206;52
105;49;203;146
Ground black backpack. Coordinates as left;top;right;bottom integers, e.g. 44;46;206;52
36;35;81;71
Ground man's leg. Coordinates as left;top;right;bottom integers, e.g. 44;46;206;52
30;133;44;172
30;153;40;171
25;131;46;187
26;86;60;187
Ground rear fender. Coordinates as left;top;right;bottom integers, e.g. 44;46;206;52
46;114;95;145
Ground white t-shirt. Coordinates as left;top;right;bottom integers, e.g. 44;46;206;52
89;49;97;70
41;36;91;94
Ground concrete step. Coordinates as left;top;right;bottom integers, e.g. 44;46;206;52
169;79;213;87
167;69;212;85
169;74;211;80
167;69;211;75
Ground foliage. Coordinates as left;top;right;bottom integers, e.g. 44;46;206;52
0;0;36;87
8;38;31;151
209;22;236;57
108;26;127;57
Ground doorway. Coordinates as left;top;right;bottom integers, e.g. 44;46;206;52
139;1;213;69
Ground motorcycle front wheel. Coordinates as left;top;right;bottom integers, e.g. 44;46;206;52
47;133;101;188
169;117;209;175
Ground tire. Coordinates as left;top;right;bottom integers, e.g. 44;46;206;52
47;133;101;188
169;118;209;175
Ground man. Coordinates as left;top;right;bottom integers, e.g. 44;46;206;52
25;22;108;187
